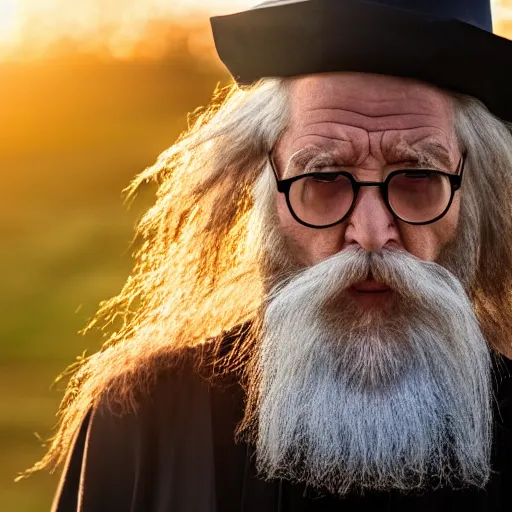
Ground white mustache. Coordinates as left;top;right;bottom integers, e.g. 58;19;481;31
267;246;468;317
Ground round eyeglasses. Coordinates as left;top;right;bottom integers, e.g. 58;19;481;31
269;152;466;229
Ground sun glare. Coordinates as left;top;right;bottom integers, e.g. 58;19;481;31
0;0;256;60
0;0;509;61
0;0;20;45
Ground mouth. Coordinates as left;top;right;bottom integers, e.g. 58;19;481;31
351;279;391;294
347;278;393;309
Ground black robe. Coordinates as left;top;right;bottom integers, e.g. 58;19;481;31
52;333;512;512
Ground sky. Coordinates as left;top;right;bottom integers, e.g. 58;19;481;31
0;0;510;61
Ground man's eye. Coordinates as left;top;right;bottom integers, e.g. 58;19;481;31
403;172;430;179
311;173;340;183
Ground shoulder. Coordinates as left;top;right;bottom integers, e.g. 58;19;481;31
52;341;221;512
94;342;214;437
51;321;252;512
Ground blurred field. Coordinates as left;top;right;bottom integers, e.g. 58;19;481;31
0;47;225;511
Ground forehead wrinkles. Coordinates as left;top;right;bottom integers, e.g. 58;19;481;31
288;74;453;119
281;123;456;170
287;107;451;136
278;76;457;169
286;74;454;134
282;113;456;166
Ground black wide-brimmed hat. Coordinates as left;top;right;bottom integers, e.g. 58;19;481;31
210;0;512;121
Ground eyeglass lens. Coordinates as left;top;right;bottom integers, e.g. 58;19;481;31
288;172;453;227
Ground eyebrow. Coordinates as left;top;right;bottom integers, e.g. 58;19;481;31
284;148;342;177
283;141;456;177
391;141;455;170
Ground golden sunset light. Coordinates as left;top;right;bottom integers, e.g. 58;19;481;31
0;0;254;60
495;0;512;36
0;0;19;44
0;0;510;61
2;2;512;512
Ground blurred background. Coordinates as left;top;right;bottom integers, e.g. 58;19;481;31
0;1;511;510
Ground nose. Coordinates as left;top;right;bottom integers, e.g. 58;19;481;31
344;187;400;252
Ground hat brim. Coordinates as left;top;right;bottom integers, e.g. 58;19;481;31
211;0;512;121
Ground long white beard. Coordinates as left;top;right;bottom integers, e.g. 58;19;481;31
251;247;492;495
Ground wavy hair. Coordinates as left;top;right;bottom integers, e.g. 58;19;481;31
442;94;512;357
23;78;290;476
25;78;512;476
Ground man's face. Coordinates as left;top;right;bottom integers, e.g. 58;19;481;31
274;73;461;297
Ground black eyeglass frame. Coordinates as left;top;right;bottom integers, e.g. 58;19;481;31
268;151;466;229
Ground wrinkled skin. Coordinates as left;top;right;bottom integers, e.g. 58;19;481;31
274;73;462;269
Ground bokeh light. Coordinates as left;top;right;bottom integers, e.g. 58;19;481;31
0;0;256;60
0;0;20;45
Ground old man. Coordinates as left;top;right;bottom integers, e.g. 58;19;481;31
46;0;512;510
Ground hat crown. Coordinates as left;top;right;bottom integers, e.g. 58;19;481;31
370;0;492;31
256;0;493;32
